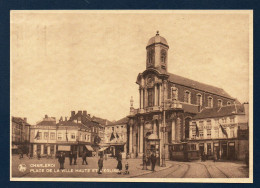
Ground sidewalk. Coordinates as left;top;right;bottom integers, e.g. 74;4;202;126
11;155;173;178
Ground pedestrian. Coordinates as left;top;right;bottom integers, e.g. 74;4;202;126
73;151;77;165
58;152;65;169
151;152;157;172
69;151;73;165
116;151;123;174
82;151;88;165
37;151;41;160
98;155;103;174
213;150;217;162
124;160;129;174
142;153;148;170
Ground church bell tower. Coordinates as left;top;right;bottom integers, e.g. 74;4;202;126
146;31;169;72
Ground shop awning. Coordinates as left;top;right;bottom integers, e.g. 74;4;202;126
58;145;71;151
99;147;108;152
85;145;94;151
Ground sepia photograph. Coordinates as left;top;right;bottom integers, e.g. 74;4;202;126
10;10;253;183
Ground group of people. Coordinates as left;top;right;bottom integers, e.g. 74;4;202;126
68;151;79;165
142;152;157;172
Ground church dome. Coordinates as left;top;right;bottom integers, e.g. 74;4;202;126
147;31;168;48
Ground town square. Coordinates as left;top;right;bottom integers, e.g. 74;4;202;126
10;11;252;181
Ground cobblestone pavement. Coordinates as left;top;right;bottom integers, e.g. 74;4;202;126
136;160;249;178
11;155;172;178
12;156;248;179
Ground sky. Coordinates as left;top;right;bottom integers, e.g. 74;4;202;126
11;10;251;125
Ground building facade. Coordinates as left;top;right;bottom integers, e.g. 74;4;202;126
12;117;31;154
30;115;57;157
104;117;128;158
128;32;236;165
189;103;249;160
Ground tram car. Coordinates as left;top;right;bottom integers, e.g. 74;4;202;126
169;142;200;161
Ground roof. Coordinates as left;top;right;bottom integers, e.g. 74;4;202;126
91;116;112;125
57;121;90;130
168;73;233;99
12;117;31;126
147;32;168;47
107;117;129;126
193;104;245;120
37;120;56;126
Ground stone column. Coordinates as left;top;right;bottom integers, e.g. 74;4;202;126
158;84;161;106
33;144;37;156
154;84;158;106
47;146;51;155
172;120;176;143
141;89;144;109
129;124;133;154
140;123;144;155
137;125;140;153
41;144;44;155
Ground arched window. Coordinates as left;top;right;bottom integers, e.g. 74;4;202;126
217;99;223;107
184;90;191;103
161;49;167;64
196;93;202;106
171;87;178;101
208;96;213;108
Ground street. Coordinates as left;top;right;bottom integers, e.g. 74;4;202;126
12;155;248;178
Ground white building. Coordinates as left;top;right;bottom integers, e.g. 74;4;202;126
189;103;249;160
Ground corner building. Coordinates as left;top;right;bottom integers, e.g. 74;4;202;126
128;32;236;165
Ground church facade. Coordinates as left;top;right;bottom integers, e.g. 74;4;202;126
127;32;236;165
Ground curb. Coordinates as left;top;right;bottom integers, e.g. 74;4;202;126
129;163;174;178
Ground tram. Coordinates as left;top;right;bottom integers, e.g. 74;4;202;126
169;142;200;161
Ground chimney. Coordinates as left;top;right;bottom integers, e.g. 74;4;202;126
78;110;82;115
83;110;87;116
71;111;75;117
88;114;91;117
65;116;68;121
45;115;48;118
23;118;27;123
59;116;63;122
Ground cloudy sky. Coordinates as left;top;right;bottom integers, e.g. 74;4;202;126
11;10;252;124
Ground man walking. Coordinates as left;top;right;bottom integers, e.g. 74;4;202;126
82;151;88;165
73;151;77;165
116;151;123;174
151;152;156;172
69;151;73;165
98;155;103;174
58;152;65;169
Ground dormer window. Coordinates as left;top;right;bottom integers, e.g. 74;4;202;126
227;101;231;106
217;99;223;107
208;96;213;108
184;90;191;104
196;93;202;106
171;87;178;101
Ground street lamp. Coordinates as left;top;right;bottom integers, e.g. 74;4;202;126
161;80;166;167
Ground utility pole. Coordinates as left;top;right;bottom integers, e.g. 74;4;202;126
161;80;166;167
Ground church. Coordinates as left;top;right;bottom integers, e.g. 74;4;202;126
127;31;236;165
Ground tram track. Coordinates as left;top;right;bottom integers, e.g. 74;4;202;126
180;163;190;178
163;164;181;178
196;162;212;178
213;165;230;178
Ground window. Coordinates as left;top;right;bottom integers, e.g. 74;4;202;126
230;127;234;138
230;117;235;123
44;132;49;140
199;121;204;129
196;94;202;106
57;133;62;140
184;91;191;103
171;87;178;101
147;49;154;65
84;134;87;140
217;99;222;107
148;88;154;107
192;129;196;139
227;101;231;106
88;135;90;142
189;144;197;151
215;129;219;138
71;133;75;139
161;49;167;63
199;130;204;138
208;97;213;108
38;132;42;140
50;132;55;140
222;118;227;123
207;129;211;138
